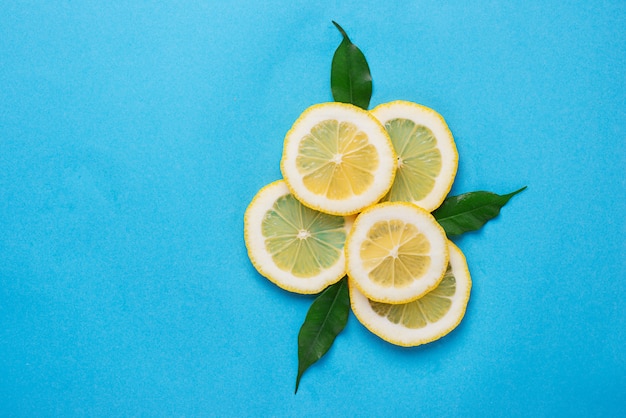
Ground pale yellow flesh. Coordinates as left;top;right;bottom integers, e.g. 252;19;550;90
368;263;455;328
381;118;442;202
296;120;379;199
359;220;432;288
262;193;347;278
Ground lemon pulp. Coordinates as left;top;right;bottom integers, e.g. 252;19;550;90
382;119;442;203
368;263;455;328
296;119;379;200
262;193;347;278
360;220;431;288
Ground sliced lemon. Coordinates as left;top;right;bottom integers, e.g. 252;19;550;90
349;241;471;347
244;180;353;294
345;202;448;304
281;102;397;216
371;100;458;211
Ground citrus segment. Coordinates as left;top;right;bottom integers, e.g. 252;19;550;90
349;241;472;347
281;102;396;215
345;202;448;304
244;180;353;294
371;101;458;211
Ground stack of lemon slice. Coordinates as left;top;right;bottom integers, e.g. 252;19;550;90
244;100;471;347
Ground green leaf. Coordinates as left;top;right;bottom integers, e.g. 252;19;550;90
330;21;372;110
295;277;350;393
433;187;527;237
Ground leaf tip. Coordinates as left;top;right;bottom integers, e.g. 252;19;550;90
508;186;528;199
295;371;303;394
331;21;350;41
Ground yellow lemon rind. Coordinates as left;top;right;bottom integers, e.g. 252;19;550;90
281;102;397;216
345;201;449;304
244;180;353;294
371;100;459;212
349;241;471;347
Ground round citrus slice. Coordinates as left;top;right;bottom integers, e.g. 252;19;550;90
349;241;471;347
345;202;448;304
280;102;396;216
244;180;353;294
370;100;458;211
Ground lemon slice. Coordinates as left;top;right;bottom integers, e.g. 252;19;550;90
349;241;471;347
345;202;448;304
371;101;458;211
244;180;353;294
281;102;397;216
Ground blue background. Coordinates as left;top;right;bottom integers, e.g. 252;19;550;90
1;1;625;416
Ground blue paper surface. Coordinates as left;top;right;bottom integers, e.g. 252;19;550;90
1;1;625;416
